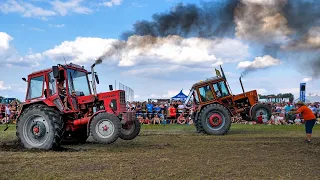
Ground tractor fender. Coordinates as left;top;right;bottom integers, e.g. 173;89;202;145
86;110;107;136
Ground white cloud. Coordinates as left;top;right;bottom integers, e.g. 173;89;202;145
0;32;13;50
42;35;250;68
0;0;56;18
256;88;267;95
28;27;45;32
43;37;118;64
302;77;312;82
131;2;147;8
279;88;300;94
50;0;92;16
150;90;181;99
0;32;42;67
0;81;11;90
101;0;123;7
0;0;123;18
49;24;65;28
122;65;212;78
237;55;281;69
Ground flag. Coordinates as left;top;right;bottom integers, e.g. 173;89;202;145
215;69;221;77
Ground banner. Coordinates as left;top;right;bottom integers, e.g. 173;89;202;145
300;83;306;103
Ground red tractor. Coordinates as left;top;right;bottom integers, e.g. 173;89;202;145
185;66;271;135
16;60;140;150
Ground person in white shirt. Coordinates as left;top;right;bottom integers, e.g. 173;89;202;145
5;105;11;123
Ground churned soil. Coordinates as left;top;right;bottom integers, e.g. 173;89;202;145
0;124;319;180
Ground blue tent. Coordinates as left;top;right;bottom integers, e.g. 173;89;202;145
171;90;188;102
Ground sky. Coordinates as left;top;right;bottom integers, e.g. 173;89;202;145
0;0;319;102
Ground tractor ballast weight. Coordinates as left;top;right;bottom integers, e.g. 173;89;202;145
16;61;140;150
185;65;271;135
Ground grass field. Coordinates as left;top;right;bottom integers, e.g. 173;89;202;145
0;124;319;180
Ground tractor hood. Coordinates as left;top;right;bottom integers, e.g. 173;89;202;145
233;90;258;105
97;90;126;115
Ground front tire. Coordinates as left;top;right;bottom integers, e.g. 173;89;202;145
119;118;141;140
90;113;121;144
16;104;64;150
199;104;231;135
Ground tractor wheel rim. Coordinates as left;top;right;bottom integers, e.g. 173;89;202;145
256;108;268;117
206;111;225;130
96;119;115;139
23;115;50;147
121;122;135;135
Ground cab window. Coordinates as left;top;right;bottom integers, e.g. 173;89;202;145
198;85;214;102
213;81;230;98
27;75;44;99
48;71;57;96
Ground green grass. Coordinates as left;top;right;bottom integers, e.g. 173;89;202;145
0;123;319;180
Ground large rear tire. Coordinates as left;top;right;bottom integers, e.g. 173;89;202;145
199;104;231;135
16;104;64;150
90;113;121;144
251;103;272;121
119;118;141;140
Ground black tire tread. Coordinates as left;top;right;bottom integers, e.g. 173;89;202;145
198;103;231;135
16;104;64;150
119;118;141;140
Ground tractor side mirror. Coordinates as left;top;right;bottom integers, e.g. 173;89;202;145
95;73;99;84
22;78;27;82
52;66;60;78
109;85;113;91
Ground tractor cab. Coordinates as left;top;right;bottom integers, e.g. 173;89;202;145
25;63;92;113
186;76;236;115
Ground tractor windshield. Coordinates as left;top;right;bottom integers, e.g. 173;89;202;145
67;69;91;96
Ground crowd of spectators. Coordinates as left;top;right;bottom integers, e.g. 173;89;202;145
233;102;320;125
127;100;193;125
128;100;320;126
0;100;20;124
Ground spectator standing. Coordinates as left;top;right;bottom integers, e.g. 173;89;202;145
5;104;11;123
146;101;154;118
289;101;317;143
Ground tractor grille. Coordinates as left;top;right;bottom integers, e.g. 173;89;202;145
120;91;126;104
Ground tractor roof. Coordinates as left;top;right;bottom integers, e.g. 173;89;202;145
191;76;224;89
28;63;87;77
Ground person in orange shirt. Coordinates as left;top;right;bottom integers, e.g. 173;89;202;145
168;104;177;124
289;101;317;143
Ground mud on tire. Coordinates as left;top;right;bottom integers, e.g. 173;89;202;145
119;118;141;140
16;104;64;150
199;104;231;135
90;112;121;144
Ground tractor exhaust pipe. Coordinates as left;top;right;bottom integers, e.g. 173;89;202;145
239;76;246;97
91;58;103;96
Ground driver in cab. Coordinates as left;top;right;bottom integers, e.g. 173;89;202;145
57;79;69;110
205;88;214;101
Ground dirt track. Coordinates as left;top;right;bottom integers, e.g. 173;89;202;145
0;125;319;180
